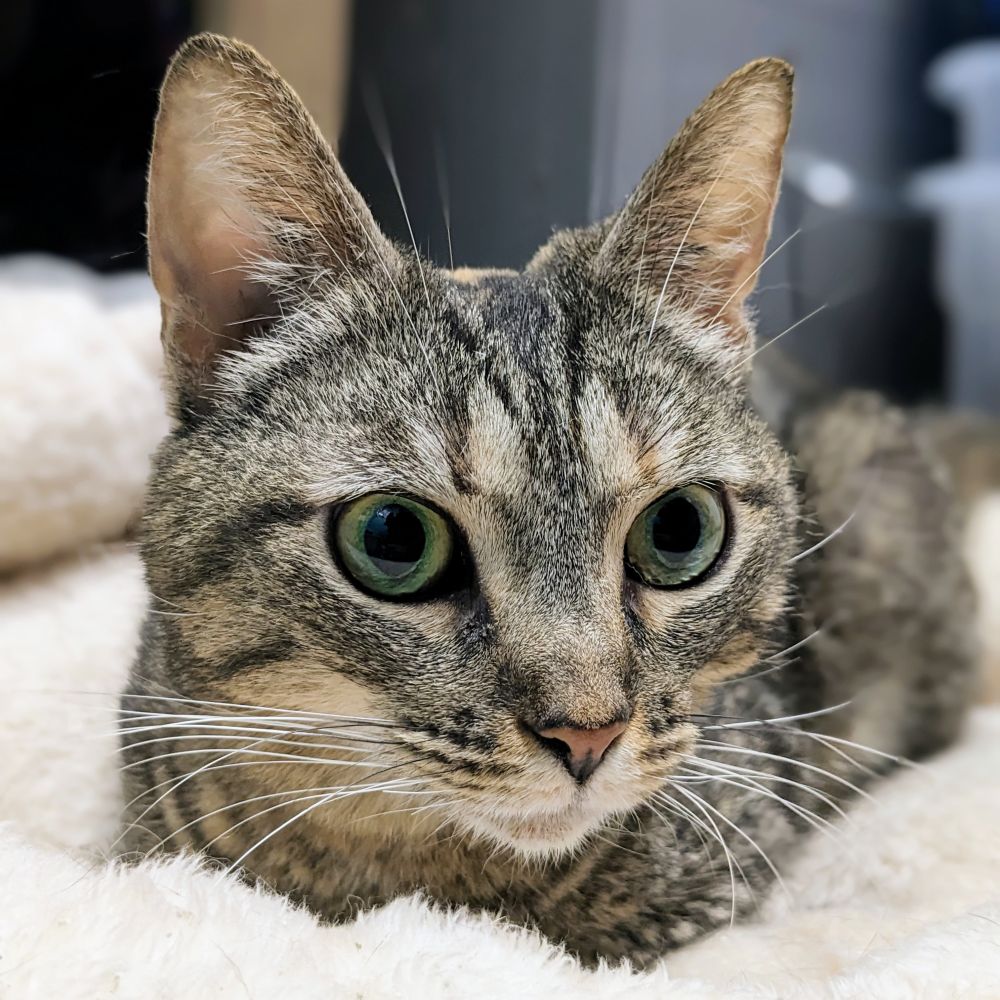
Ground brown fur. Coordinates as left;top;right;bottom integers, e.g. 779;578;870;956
121;35;977;968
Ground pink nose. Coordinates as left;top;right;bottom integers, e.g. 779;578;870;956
531;720;629;783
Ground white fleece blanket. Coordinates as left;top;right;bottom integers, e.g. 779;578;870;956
2;256;1000;999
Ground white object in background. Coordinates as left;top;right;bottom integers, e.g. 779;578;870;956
911;42;1000;414
0;255;166;572
929;40;1000;161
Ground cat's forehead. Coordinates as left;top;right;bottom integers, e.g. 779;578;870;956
444;269;562;351
289;268;766;512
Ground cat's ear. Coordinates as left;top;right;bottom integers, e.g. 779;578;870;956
148;33;398;414
596;58;793;352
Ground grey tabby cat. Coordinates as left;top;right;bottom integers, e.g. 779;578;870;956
121;34;977;967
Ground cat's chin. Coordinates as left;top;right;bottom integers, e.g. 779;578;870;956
461;792;640;857
464;808;599;857
455;762;660;857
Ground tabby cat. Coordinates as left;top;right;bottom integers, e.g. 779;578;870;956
121;34;977;967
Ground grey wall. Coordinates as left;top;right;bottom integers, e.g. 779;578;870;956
341;0;599;269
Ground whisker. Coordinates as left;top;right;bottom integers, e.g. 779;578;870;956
773;726;923;773
625;164;660;356
706;228;802;325
145;608;206;619
684;753;850;822
120;755;408;823
223;793;337;871
221;770;433;876
118;746;398;774
115;693;398;727
692;740;873;802
790;509;858;564
719;625;827;685
113;737;285;853
645;152;737;350
658;785;745;923
763;625;827;663
363;82;432;312
789;463;884;567
345;799;448;832
116;741;437;855
661;782;787;900
116;716;398;747
646;795;713;865
681;772;844;862
311;142;447;413
593;831;646;859
148;591;209;616
680;762;843;836
723;302;828;378
696;700;852;731
152;780;432;852
116;732;399;757
432;133;455;271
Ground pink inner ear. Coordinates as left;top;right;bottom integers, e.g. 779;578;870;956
157;202;274;368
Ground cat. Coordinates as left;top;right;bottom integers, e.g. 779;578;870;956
120;33;978;968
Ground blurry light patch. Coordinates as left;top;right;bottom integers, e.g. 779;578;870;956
800;160;855;208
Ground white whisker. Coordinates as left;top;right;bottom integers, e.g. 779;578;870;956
153;780;431;852
646;152;737;349
658;785;743;923
700;700;852;731
707;228;801;325
683;753;849;821
693;740;873;802
433;134;455;271
118;745;397;774
662;783;786;899
723;302;827;378
680;763;842;837
720;625;827;685
223;775;430;875
116;693;397;727
117;732;396;757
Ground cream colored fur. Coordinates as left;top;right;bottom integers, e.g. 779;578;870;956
2;258;1000;998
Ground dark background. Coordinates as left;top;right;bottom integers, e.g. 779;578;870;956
3;0;998;402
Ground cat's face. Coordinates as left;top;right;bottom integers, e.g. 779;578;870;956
142;35;796;855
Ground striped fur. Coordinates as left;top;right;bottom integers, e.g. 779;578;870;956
121;35;977;967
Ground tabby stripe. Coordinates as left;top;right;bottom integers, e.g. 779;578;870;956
171;499;314;595
213;638;303;678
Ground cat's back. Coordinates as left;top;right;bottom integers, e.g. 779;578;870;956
753;356;979;762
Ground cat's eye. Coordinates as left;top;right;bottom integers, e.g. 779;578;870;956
333;493;455;599
625;485;726;588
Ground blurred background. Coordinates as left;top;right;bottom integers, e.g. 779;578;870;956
2;0;998;410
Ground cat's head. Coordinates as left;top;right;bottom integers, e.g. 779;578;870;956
142;34;796;855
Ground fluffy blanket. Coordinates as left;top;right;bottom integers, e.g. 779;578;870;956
2;256;1000;999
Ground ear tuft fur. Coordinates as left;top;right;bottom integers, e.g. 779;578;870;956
148;33;397;416
597;57;794;355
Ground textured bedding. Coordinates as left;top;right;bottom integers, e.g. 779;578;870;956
2;256;1000;999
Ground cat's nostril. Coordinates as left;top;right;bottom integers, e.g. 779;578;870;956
526;719;629;783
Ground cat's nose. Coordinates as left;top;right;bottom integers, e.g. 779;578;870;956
527;719;629;783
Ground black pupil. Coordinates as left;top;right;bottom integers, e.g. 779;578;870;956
363;504;426;577
651;496;703;555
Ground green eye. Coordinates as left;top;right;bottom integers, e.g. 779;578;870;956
333;493;455;599
625;485;726;588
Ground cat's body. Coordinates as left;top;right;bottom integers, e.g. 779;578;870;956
121;36;977;968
